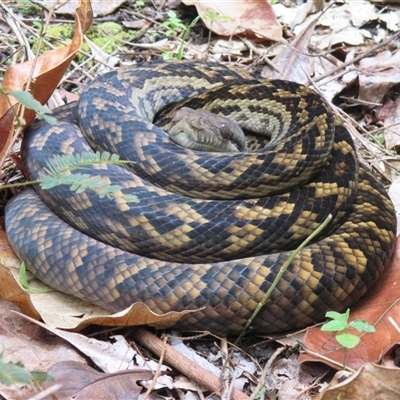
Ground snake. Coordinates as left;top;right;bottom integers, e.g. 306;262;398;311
5;61;397;335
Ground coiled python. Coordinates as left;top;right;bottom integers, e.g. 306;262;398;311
5;61;396;335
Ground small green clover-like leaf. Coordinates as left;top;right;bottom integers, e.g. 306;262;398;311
335;333;360;349
326;309;350;323
349;319;376;333
321;319;346;332
322;309;350;331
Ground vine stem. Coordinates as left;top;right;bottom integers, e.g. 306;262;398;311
236;213;333;343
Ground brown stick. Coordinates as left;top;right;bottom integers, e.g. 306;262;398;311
132;328;250;400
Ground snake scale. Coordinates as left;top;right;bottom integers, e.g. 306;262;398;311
5;61;397;335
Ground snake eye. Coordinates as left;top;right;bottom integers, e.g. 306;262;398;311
220;123;228;136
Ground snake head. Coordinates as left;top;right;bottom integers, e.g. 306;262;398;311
168;107;247;152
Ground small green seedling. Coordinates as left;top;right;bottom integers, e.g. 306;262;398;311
135;0;145;8
0;351;53;387
202;9;231;43
160;11;187;38
321;308;375;349
321;309;375;369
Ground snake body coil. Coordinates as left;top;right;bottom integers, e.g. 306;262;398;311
5;62;396;335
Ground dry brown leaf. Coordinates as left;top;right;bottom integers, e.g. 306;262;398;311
266;354;317;398
383;96;400;151
0;229;41;320
299;235;400;370
0;0;93;168
320;363;400;400
282;0;380;49
358;50;400;107
33;0;126;17
43;361;152;400
182;0;282;41
261;18;318;83
0;300;85;400
290;0;324;29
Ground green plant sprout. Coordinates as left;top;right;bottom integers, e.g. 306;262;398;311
321;308;375;349
202;9;231;43
175;15;200;60
0;350;53;387
160;11;187;38
161;13;200;61
135;0;145;8
321;309;375;368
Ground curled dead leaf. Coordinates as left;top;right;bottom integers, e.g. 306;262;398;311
44;361;152;400
320;363;400;400
0;0;93;168
182;0;282;41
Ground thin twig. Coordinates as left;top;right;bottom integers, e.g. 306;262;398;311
132;327;250;400
141;333;168;400
26;384;63;400
249;347;286;400
314;30;400;83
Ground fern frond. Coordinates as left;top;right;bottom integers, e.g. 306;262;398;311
38;152;139;203
43;151;130;176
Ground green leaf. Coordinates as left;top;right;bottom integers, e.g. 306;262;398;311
335;333;360;349
0;360;33;386
322;309;352;332
40;113;57;125
349;319;376;333
8;90;56;124
31;371;54;385
19;262;53;293
8;90;48;113
19;262;29;290
321;319;347;332
325;309;350;322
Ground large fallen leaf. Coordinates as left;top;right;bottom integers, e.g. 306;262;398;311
0;230;40;320
261;17;318;83
183;0;282;41
33;0;126;17
0;0;93;168
0;300;85;400
43;361;152;400
276;0;387;49
300;235;400;370
320;363;400;400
